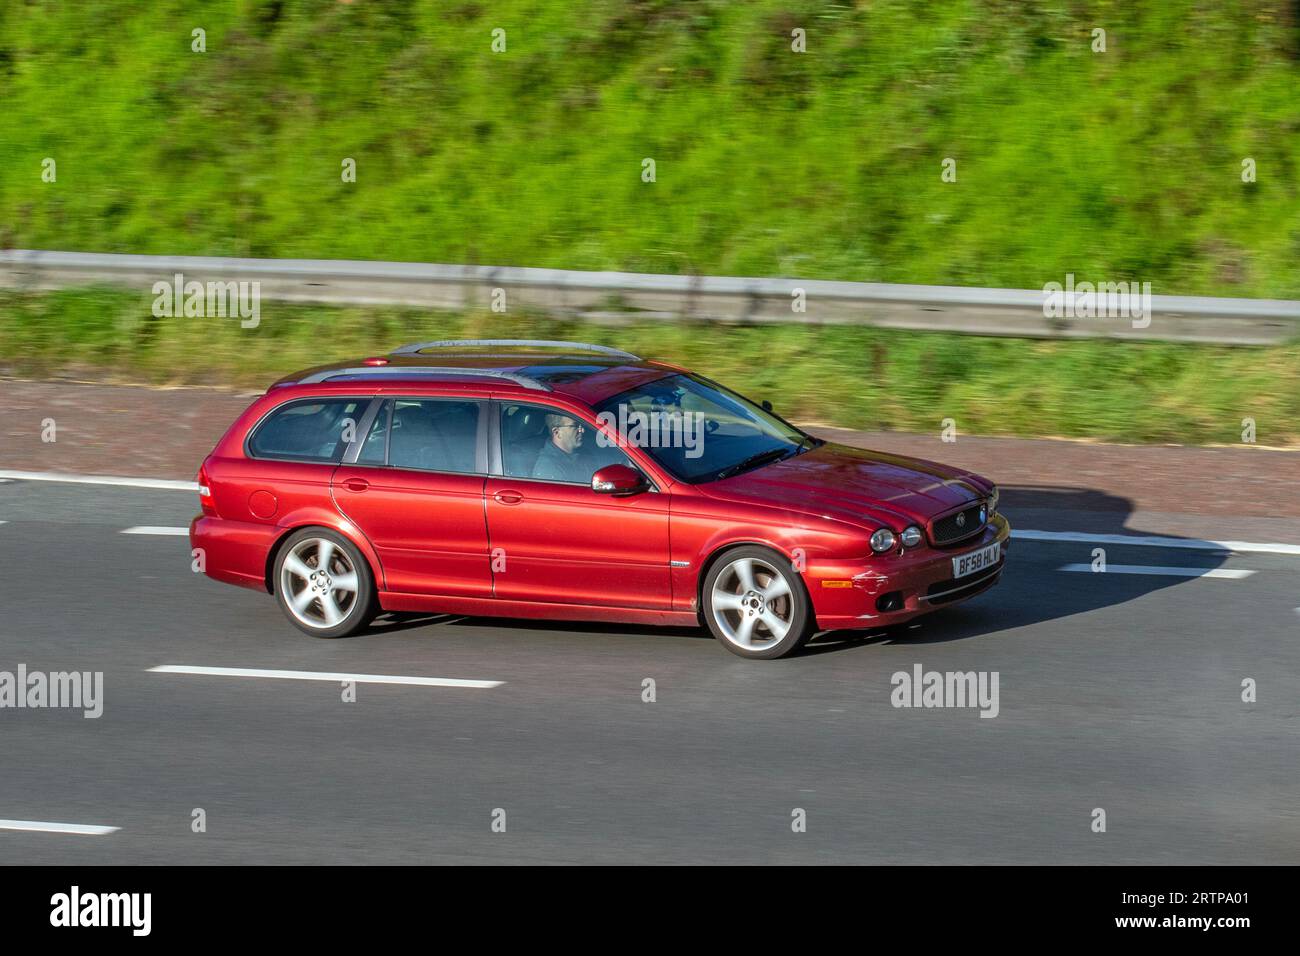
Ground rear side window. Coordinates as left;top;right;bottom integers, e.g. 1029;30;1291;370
248;398;368;463
384;399;482;474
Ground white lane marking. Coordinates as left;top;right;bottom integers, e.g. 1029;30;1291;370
0;469;197;491
6;468;1300;556
1057;563;1255;579
122;526;189;536
1015;529;1300;556
148;664;502;689
0;819;119;835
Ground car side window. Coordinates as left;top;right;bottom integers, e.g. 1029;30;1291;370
500;402;634;484
385;399;482;474
248;398;367;463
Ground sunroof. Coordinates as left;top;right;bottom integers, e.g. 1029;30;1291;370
516;364;608;384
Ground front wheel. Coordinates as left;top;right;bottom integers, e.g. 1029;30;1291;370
702;547;813;659
274;528;377;638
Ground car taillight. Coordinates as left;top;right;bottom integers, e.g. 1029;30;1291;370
197;464;217;517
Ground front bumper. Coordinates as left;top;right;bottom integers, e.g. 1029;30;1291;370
809;514;1010;631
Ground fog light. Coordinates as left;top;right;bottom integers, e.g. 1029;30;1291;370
900;525;923;547
870;528;897;553
876;591;905;612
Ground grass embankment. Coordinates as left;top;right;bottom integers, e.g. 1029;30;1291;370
2;2;1297;444
0;1;1297;297
2;287;1296;446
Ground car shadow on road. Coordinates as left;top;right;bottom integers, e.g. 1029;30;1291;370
363;612;471;635
356;486;1227;656
797;485;1227;656
361;610;706;642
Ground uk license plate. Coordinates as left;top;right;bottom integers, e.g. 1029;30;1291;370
952;541;1000;579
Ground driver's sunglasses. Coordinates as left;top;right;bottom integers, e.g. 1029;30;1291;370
555;423;585;432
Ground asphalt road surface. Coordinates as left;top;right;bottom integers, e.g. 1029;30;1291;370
1;478;1297;864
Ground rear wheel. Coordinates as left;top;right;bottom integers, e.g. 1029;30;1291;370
274;529;377;638
702;547;813;659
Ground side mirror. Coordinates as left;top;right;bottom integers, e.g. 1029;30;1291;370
761;400;774;412
591;464;649;496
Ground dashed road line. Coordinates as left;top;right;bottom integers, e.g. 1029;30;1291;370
7;468;1300;558
122;526;189;536
1015;529;1300;556
0;819;119;836
148;664;502;689
0;469;197;491
1057;563;1255;579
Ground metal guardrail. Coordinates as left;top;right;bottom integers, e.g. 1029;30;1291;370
2;249;1297;345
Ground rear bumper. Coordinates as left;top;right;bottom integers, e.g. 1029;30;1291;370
809;514;1010;631
190;515;279;592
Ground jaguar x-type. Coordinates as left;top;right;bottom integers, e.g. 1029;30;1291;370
190;340;1008;658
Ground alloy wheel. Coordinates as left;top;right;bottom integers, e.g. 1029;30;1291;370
710;556;795;651
278;537;361;629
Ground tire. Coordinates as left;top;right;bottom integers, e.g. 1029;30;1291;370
273;528;378;638
701;546;813;659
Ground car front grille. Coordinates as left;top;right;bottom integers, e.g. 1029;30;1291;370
930;501;986;546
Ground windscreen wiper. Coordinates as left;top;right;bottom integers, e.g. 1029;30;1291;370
714;447;795;481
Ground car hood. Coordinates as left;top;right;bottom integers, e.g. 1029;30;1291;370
698;441;991;529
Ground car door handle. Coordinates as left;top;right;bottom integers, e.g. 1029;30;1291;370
342;478;369;493
493;490;523;505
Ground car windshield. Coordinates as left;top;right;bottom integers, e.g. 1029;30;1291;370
592;374;818;483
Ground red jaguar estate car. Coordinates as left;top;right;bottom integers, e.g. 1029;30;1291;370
190;340;1008;658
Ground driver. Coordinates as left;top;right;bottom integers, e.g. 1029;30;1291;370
532;413;590;483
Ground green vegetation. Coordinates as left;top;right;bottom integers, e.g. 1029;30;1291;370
1;0;1298;297
3;287;1297;446
1;2;1297;445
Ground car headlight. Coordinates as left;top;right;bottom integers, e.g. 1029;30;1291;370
900;525;923;548
988;486;999;516
870;528;897;553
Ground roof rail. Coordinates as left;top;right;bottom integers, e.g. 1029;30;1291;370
296;366;550;390
390;339;641;361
